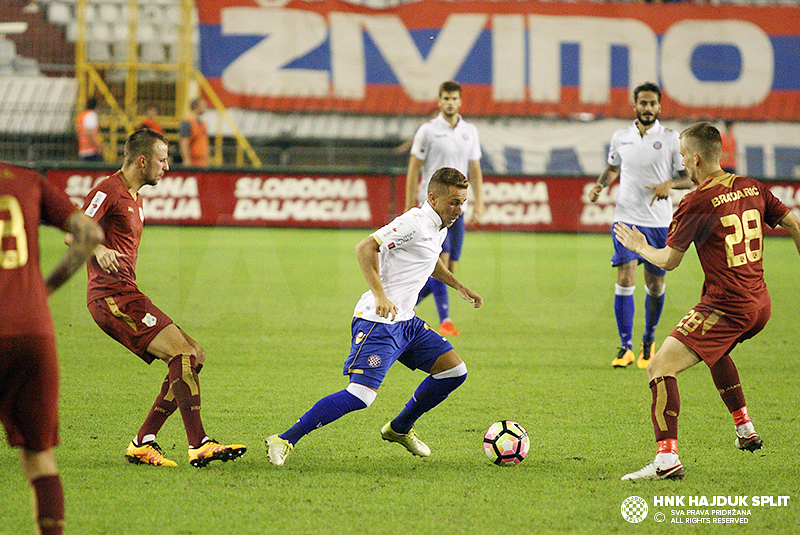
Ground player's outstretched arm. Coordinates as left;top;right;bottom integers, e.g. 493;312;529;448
613;222;684;271
355;235;398;320
431;258;483;308
468;159;484;224
45;212;103;295
405;155;424;212
778;211;800;256
589;164;620;203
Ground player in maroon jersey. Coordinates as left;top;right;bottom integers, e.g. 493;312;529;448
82;128;245;468
1;162;103;535
614;122;800;481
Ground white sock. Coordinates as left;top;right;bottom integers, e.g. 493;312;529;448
140;434;156;445
655;452;679;467
736;422;755;437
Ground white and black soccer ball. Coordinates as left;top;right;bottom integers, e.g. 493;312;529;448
483;420;529;466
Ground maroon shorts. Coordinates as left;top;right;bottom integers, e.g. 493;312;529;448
88;292;173;364
669;302;771;366
0;335;59;451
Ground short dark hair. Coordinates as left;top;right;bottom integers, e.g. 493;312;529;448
680;122;722;162
428;167;468;195
633;82;661;103
438;80;462;97
124;128;168;164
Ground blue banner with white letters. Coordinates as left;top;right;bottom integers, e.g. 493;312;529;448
197;0;800;121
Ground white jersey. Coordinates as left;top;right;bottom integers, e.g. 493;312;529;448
410;113;481;207
608;120;684;228
353;202;447;324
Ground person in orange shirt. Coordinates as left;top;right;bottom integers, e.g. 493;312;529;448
178;98;209;166
76;97;103;162
720;120;737;174
138;106;164;135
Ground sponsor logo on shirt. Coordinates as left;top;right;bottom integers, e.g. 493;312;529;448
142;313;157;328
84;191;107;217
391;232;415;246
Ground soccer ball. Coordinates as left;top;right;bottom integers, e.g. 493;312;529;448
483;420;529;466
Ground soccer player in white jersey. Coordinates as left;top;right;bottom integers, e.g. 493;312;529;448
405;80;483;336
266;168;483;466
589;82;692;369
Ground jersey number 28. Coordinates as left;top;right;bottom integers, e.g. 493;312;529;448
0;195;28;269
721;208;762;268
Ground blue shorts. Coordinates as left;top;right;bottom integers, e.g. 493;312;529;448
343;316;454;389
610;224;668;277
442;216;465;261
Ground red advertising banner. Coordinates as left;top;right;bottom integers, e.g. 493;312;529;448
197;0;800;121
46;169;397;229
45;169;798;235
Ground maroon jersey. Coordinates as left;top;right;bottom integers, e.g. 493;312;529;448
0;163;76;336
82;171;144;301
666;173;789;313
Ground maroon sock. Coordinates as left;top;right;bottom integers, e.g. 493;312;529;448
167;354;206;448
709;354;747;414
650;376;680;442
31;475;64;535
135;374;179;445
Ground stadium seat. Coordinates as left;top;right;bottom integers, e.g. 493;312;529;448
165;5;180;25
0;37;16;61
165;43;179;63
140;42;165;63
109;22;128;40
47;2;72;26
89;21;111;42
110;40;129;62
65;20;77;41
98;4;122;24
86;41;110;62
136;24;155;42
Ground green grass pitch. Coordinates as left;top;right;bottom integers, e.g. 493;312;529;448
2;226;799;534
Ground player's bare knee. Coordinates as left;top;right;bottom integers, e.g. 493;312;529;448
20;449;57;481
194;346;206;367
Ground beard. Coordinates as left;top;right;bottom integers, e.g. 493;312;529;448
637;111;658;126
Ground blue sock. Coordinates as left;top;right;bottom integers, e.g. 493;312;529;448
429;278;450;323
643;287;665;344
280;390;366;445
391;370;467;434
417;279;432;304
614;284;635;349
